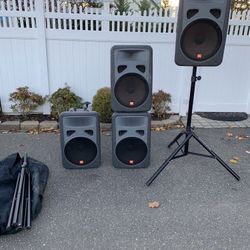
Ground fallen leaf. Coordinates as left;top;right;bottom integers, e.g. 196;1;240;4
227;132;233;137
101;129;110;133
148;201;160;208
230;159;238;164
103;132;111;136
233;157;239;160
236;134;249;140
40;127;57;132
26;128;60;134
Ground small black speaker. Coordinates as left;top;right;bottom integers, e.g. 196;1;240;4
59;111;101;169
112;113;151;168
175;0;231;66
111;45;153;112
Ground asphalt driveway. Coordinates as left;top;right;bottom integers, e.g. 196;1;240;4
0;128;249;250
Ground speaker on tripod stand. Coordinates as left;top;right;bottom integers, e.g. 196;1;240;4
146;0;240;186
175;0;231;66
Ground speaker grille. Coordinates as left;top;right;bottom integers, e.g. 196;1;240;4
116;137;147;165
64;137;97;165
180;19;222;61
114;73;149;108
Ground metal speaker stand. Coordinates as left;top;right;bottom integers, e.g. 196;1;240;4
146;66;240;186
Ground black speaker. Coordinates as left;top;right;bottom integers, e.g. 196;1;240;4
111;45;153;112
112;113;151;168
175;0;231;66
59;111;101;169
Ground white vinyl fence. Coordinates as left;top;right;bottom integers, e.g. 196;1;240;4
0;0;250;115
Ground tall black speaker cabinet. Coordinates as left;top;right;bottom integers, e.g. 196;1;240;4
112;113;151;169
111;45;153;112
175;0;231;66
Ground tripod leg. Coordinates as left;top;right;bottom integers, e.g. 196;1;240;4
192;133;240;181
168;131;185;148
184;134;190;155
146;133;193;186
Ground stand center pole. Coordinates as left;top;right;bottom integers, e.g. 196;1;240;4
184;66;200;154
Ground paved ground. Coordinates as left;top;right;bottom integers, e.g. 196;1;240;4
182;114;250;128
0;128;250;250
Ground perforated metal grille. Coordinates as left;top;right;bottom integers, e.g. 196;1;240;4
114;73;149;108
64;137;97;165
181;19;222;61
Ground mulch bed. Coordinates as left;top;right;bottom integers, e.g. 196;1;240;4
196;112;248;122
0;113;173;123
150;113;171;121
0;114;55;122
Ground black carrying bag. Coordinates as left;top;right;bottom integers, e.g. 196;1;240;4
0;153;49;235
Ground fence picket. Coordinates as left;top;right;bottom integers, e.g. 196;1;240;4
84;8;88;30
12;0;18;28
241;10;247;36
131;14;135;32
51;0;56;29
117;12;120;32
90;8;94;31
30;0;34;11
12;0;16;10
23;0;29;27
6;0;10;11
45;0;49;28
56;0;60;29
24;0;28;11
51;0;54;12
79;6;83;30
62;2;66;29
18;0;22;11
248;10;250;20
6;0;12;27
169;7;173;18
0;2;6;27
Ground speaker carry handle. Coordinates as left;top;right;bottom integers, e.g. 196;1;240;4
68;101;91;113
83;101;91;111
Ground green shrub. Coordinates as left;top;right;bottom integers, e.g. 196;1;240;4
49;86;83;119
134;0;152;14
9;86;46;117
92;87;112;123
152;90;171;120
113;0;131;13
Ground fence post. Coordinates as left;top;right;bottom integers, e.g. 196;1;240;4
102;0;110;32
36;1;50;114
178;68;192;116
